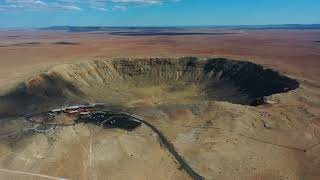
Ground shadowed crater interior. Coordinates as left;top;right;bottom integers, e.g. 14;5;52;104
0;57;299;117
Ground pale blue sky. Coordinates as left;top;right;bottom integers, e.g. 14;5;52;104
0;0;319;28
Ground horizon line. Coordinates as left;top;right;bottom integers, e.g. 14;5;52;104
1;23;320;30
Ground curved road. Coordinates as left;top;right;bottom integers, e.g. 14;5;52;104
24;110;205;180
120;112;205;180
139;119;204;180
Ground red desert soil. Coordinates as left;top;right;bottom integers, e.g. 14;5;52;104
0;29;319;89
0;29;320;180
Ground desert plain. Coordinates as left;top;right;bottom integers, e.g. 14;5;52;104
0;28;319;180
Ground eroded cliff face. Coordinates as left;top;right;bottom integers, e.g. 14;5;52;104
0;57;299;117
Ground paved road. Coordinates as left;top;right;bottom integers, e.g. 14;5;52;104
23;110;205;180
122;112;205;180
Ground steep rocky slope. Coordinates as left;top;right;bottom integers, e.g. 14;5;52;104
0;57;299;117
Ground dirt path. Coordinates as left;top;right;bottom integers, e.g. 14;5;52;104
0;168;68;180
0;124;54;139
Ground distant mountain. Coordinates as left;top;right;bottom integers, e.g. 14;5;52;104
178;24;320;29
41;26;183;32
42;24;320;32
219;24;320;30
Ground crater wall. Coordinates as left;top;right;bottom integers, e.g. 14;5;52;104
0;57;299;117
